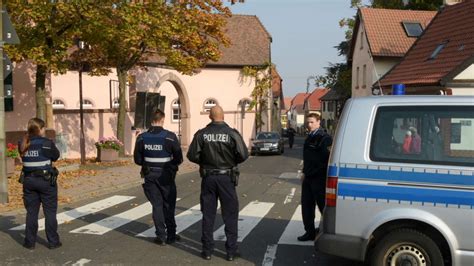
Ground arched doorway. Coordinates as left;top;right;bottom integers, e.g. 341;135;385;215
155;73;191;146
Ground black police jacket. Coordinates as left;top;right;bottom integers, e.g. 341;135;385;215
187;121;248;169
20;136;60;173
303;129;332;178
134;126;183;173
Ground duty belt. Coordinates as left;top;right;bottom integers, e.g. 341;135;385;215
205;169;232;176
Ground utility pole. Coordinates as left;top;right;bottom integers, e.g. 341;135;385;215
0;0;6;204
1;0;20;204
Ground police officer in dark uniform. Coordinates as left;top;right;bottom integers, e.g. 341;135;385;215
298;113;332;242
19;118;61;250
134;109;183;246
187;105;248;261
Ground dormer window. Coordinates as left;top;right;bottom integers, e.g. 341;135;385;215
402;22;423;37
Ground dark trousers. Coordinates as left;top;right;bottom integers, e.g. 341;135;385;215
200;174;239;255
23;176;60;246
142;172;177;240
301;176;326;235
288;136;294;148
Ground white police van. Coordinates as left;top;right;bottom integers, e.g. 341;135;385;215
316;96;474;266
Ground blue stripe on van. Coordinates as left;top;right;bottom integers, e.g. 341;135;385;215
339;167;474;186
338;182;474;207
328;166;338;176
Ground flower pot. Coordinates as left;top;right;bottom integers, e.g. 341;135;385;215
6;157;15;177
99;149;119;162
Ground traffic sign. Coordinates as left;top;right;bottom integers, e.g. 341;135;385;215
2;9;20;44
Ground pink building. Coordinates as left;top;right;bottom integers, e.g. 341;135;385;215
6;15;274;158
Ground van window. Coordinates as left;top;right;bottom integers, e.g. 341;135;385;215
370;106;474;167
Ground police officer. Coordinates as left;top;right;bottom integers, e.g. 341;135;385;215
187;105;248;261
287;126;296;149
298;113;332;242
134;109;183;246
19;118;61;250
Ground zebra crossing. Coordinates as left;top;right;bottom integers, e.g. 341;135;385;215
9;194;320;247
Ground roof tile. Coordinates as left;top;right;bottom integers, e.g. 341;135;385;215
380;0;474;86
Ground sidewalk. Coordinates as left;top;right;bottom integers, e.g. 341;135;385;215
0;152;199;214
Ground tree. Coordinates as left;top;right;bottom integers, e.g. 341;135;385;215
76;1;233;155
242;62;272;133
5;2;82;128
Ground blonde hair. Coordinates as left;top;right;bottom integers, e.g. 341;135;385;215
20;118;45;156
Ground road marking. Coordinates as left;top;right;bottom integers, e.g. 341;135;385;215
278;205;320;246
70;202;152;235
299;160;303;166
70;197;182;235
283;188;296;204
10;195;135;231
136;199;212;238
72;258;91;266
262;244;278;266
214;201;274;242
278;172;299;179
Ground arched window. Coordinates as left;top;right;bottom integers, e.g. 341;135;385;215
238;99;251;111
81;99;93;109
171;99;180;122
52;99;65;109
203;98;217;112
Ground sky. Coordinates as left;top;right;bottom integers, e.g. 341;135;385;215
228;0;358;98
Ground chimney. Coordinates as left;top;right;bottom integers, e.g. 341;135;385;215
444;0;463;5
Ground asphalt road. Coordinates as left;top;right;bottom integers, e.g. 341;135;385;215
0;137;361;265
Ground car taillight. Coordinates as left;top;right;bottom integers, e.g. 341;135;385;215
326;176;338;207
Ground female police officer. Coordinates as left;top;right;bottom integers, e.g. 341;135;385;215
19;118;61;249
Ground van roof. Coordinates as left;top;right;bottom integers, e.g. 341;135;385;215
349;95;474;106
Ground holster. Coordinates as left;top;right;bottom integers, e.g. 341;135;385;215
231;166;240;186
141;166;151;178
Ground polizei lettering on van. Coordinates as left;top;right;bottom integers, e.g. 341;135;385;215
203;134;229;143
144;144;163;151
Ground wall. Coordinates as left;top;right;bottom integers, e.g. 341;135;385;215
6;61;37;132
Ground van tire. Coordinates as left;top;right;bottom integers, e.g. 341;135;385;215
370;228;444;266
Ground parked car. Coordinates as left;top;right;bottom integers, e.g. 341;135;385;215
316;95;474;266
250;132;284;155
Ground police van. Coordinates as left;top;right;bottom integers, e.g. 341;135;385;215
315;96;474;266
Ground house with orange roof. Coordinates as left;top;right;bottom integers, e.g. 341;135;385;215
349;7;436;97
304;88;329;116
379;0;474;95
288;92;309;133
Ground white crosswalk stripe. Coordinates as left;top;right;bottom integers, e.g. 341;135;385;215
214;201;275;242
11;193;322;250
278;205;321;246
137;201;220;238
70;202;152;235
9;195;135;231
71;198;181;235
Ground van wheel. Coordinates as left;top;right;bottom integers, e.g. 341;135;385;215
370;228;443;266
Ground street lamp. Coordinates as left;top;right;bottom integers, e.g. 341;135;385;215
77;40;87;165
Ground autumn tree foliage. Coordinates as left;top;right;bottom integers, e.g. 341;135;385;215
5;2;83;127
76;1;232;154
6;1;239;155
